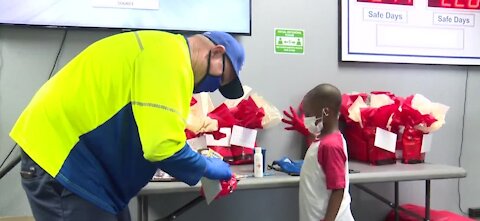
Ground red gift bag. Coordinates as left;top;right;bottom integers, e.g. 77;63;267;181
385;204;475;221
340;93;368;125
233;97;265;129
341;93;369;162
397;98;437;164
360;105;398;165
230;145;254;165
363;127;396;165
204;104;237;163
228;98;264;165
401;127;425;164
200;175;238;200
207;104;237;128
344;123;369;162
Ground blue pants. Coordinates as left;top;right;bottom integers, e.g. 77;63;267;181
20;152;131;221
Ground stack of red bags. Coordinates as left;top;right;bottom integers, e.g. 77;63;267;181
185;87;281;165
341;91;401;165
341;92;448;165
206;97;265;164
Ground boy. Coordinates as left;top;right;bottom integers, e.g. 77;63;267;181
299;83;354;221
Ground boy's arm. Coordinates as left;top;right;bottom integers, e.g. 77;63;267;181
323;188;345;221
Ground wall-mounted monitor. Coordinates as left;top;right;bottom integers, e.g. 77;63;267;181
0;0;251;34
341;0;480;65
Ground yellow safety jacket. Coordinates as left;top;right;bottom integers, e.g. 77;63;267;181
10;31;193;214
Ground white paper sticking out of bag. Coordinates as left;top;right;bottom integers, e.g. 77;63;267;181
421;134;433;153
201;177;222;205
192;92;215;116
348;96;368;125
427;103;450;133
250;93;282;129
370;94;394;108
411;94;432;115
206;128;232;147
230;125;257;148
187;135;207;151
374;127;397;153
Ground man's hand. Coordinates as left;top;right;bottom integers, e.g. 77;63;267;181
204;157;232;180
282;104;309;137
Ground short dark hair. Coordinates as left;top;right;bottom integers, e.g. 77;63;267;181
304;83;342;113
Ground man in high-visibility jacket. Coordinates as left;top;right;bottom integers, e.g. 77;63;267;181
10;30;245;221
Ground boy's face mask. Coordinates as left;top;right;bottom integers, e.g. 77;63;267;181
303;108;328;136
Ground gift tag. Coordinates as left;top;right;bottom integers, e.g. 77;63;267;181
230;125;257;148
421;134;433;153
374;127;397;153
206;128;232;147
200;149;223;205
187;135;207;151
201;177;222;205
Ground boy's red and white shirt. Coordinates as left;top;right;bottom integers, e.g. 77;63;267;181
299;131;355;221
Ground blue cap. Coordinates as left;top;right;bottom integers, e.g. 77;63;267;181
202;31;245;99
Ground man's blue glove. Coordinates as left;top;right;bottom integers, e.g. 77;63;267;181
204;157;232;180
155;143;232;186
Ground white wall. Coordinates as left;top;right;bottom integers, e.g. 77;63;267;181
0;28;68;216
461;67;480;214
1;0;479;220
0;28;117;217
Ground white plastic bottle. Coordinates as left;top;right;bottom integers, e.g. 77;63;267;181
254;147;263;178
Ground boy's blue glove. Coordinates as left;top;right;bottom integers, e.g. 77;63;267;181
204;157;232;180
270;157;303;176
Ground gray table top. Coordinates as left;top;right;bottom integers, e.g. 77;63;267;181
138;161;466;195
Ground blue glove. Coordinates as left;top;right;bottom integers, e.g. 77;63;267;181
271;157;303;175
204;157;232;180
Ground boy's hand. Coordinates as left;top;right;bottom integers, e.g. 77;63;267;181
282;104;309;137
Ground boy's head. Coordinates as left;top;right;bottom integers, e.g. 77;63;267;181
302;83;342;136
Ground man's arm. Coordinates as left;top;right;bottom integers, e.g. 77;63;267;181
131;35;231;185
131;38;193;162
154;143;231;185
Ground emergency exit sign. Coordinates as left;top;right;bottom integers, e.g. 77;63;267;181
274;28;304;54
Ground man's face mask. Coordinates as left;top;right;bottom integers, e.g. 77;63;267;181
193;51;225;93
303;108;328;136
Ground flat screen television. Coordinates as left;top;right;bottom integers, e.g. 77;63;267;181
0;0;251;34
340;0;480;65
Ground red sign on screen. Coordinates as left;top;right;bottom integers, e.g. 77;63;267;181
429;0;480;9
357;0;413;6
